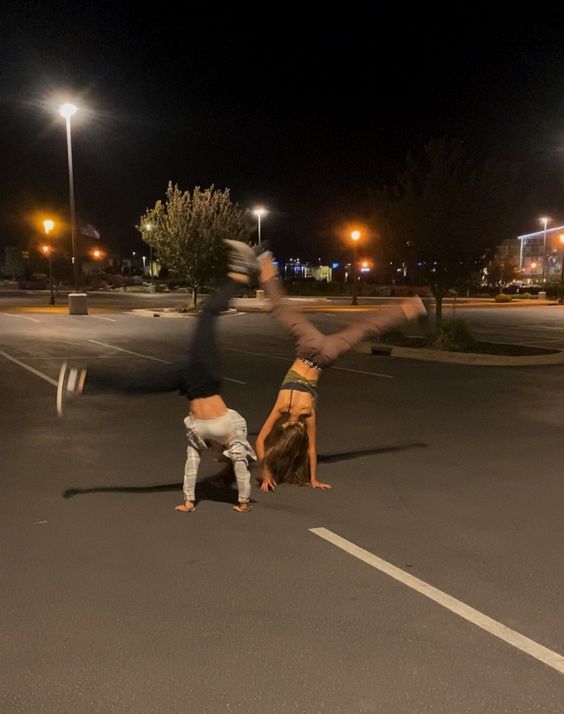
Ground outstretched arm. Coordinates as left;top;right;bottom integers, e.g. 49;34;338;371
305;412;331;490
256;403;282;492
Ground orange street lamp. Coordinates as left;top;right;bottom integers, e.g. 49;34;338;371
539;216;550;284
351;230;361;305
559;234;564;303
42;219;56;304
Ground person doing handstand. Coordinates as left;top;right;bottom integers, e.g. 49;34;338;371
56;241;258;513
255;253;426;492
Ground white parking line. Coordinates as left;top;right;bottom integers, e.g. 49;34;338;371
0;349;58;386
90;340;169;363
1;313;40;323
90;339;246;384
310;527;564;676
225;346;394;379
90;315;116;322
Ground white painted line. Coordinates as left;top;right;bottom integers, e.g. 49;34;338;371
331;365;394;379
89;340;169;363
89;339;245;384
310;527;564;676
225;346;394;379
0;349;58;386
90;315;116;322
1;313;40;323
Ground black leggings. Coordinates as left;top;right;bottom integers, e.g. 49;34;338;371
84;278;242;399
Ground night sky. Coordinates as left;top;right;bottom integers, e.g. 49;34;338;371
3;5;564;260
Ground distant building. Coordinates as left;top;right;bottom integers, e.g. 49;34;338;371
279;258;333;282
516;225;564;284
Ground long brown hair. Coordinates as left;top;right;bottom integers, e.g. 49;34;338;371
264;416;309;486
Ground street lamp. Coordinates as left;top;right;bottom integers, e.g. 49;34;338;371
539;216;550;284
559;234;564;303
253;207;268;245
40;244;55;306
42;219;55;305
143;223;154;280
351;230;361;306
59;103;80;293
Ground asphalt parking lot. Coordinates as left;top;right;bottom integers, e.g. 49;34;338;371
1;301;564;713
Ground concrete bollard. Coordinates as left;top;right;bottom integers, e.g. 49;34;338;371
538;291;547;300
68;293;88;315
256;289;265;301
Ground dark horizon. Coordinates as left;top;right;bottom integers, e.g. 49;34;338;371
3;6;564;260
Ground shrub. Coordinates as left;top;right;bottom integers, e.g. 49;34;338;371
432;319;476;352
380;328;409;345
494;293;513;302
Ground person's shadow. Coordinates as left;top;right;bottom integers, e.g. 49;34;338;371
62;442;427;503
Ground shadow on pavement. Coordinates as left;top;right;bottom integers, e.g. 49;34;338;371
62;442;427;501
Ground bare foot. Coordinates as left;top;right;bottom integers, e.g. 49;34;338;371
233;502;253;513
175;502;196;512
258;254;277;283
400;296;427;321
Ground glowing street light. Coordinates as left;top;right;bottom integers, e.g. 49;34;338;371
559;234;564;303
42;218;56;305
143;223;154;280
351;230;361;306
539;216;550;284
253;207;268;245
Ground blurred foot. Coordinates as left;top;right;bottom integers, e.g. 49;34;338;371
56;361;87;416
224;239;258;277
400;296;427;321
253;240;272;257
257;252;277;283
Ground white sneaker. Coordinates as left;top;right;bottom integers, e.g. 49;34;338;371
56;362;87;416
224;239;258;276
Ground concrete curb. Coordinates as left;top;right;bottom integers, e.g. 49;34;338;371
130;308;238;318
387;344;564;367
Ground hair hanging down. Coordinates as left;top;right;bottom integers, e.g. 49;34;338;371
264;416;310;486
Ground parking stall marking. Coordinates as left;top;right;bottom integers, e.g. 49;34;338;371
90;339;246;384
310;527;564;676
225;346;394;379
90;315;117;322
0;349;58;386
1;313;40;323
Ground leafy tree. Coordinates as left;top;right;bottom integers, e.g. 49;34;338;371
139;183;252;308
370;139;527;320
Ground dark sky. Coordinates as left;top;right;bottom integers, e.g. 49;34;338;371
3;4;564;259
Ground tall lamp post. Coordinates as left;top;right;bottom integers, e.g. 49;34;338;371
559;234;564;304
351;230;361;306
540;216;550;285
143;223;154;281
42;219;55;305
253;207;268;245
59;103;79;291
59;102;88;315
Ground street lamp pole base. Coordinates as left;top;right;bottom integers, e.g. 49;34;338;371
68;292;88;315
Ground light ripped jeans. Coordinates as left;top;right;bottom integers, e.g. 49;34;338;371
183;410;254;504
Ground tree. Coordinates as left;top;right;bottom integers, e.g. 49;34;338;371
370;139;527;321
138;183;253;308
